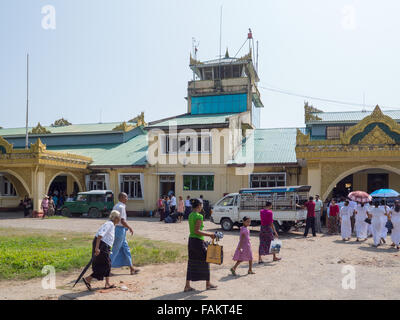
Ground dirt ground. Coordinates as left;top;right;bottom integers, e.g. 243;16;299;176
1;212;400;300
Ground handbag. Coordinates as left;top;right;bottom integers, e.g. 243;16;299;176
385;220;394;230
206;239;223;265
364;218;372;225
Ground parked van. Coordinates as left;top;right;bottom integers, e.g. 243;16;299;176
210;186;310;232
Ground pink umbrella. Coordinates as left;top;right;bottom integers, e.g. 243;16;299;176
348;191;372;203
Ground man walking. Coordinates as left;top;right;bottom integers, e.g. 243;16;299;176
314;195;323;233
170;193;177;214
110;192;139;275
303;196;316;237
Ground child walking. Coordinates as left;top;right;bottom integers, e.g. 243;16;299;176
230;217;255;276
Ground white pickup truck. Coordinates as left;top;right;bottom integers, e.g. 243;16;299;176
210;186;310;232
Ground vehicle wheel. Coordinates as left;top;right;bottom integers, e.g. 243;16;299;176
221;218;233;231
61;208;72;218
89;208;101;218
274;221;282;233
280;222;292;233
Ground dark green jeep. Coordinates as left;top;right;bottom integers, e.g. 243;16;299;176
61;190;114;218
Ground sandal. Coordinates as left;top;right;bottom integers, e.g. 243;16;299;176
82;278;92;291
206;284;218;290
248;271;255;275
230;268;237;276
273;257;282;262
104;284;116;289
183;287;195;292
130;269;140;275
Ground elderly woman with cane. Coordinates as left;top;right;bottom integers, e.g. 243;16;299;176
83;210;121;290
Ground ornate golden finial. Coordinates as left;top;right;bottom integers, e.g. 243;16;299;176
112;122;134;132
0;136;13;154
304;102;323;122
225;48;230;58
296;128;311;146
128;112;147;127
370;105;384;119
30;122;51;134
30;138;47;153
51;118;71;127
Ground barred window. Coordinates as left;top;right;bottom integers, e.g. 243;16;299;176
88;174;106;191
326;126;353;140
120;175;142;199
250;174;286;188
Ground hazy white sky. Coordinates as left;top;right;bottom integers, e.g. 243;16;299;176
2;0;400;129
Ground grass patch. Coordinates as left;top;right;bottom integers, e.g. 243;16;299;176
0;227;187;280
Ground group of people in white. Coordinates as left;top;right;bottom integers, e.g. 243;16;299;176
339;199;400;249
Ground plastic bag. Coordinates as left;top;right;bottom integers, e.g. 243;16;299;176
270;239;282;254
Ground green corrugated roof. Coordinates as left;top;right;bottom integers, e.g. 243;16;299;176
230;128;304;165
0;122;129;136
308;110;400;124
147;113;236;127
47;131;148;166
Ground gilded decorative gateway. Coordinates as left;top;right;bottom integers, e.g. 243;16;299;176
0;136;92;211
296;105;400;199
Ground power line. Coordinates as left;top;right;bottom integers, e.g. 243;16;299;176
258;84;400;111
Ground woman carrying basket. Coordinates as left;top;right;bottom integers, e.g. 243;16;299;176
184;198;217;292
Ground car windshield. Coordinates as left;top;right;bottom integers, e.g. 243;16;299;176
76;195;87;202
217;196;235;207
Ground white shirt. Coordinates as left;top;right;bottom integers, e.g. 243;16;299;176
369;206;385;220
185;199;191;207
340;206;353;220
170;196;177;206
113;202;127;226
355;204;368;220
95;221;115;247
349;201;357;210
315;199;323;211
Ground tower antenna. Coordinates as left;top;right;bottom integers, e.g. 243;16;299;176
218;5;223;79
25;53;29;149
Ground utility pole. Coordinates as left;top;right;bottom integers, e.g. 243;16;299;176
25;53;29;149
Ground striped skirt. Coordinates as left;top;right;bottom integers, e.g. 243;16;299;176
186;237;210;282
259;225;274;256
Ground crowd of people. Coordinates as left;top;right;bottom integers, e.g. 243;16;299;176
39;191;76;218
157;193;208;223
76;191;400;292
303;195;400;249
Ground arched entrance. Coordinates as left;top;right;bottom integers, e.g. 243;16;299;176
46;172;83;199
0;169;31;210
323;165;400;200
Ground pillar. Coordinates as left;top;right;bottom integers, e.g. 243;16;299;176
307;162;321;198
66;175;74;195
32;170;46;212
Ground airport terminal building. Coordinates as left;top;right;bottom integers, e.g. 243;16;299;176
1;50;400;214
